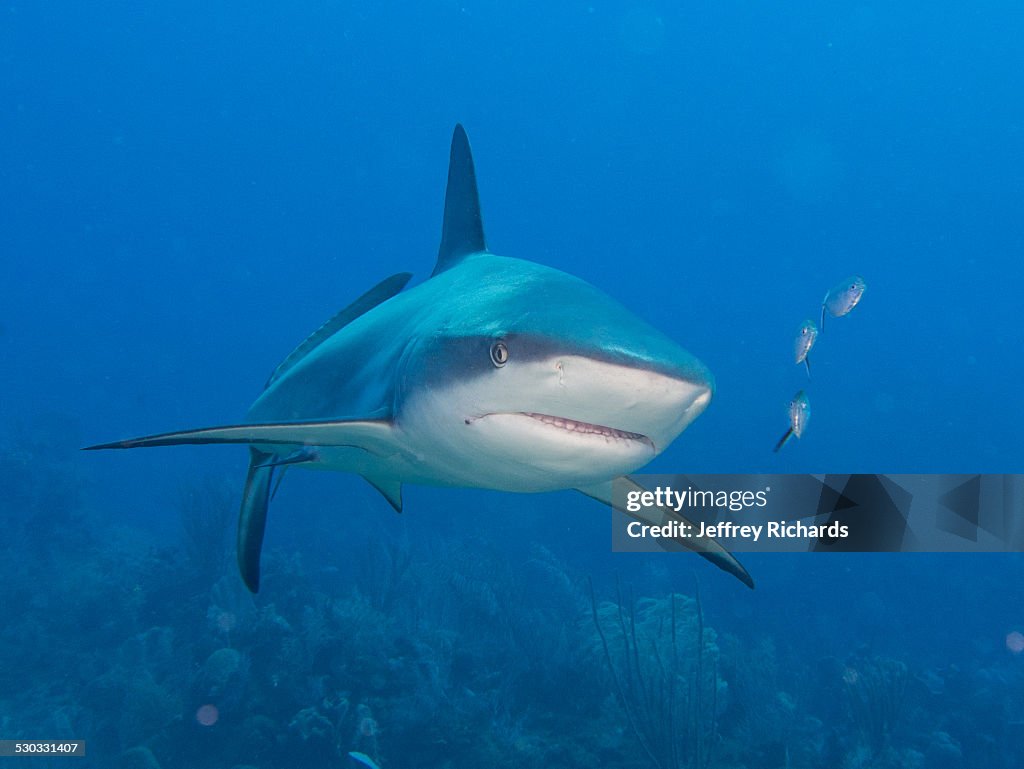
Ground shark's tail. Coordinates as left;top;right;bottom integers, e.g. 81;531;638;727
238;448;274;592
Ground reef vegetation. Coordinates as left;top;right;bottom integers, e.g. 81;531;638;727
0;431;1021;769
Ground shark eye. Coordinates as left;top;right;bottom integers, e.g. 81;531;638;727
490;341;509;367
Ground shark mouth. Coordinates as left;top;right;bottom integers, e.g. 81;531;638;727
520;412;655;449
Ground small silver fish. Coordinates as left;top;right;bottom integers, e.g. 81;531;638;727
821;275;866;329
794;320;818;378
773;390;810;453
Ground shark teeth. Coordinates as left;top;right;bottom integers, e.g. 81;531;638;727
522;412;653;446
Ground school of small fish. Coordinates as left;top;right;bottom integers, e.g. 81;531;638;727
774;275;866;452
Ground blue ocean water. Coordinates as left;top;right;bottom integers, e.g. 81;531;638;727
2;2;1022;767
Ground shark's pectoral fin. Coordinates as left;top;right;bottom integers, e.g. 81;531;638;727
83;415;396;453
86;416;400;593
362;474;403;512
577;477;755;589
264;272;412;389
239;448;274;593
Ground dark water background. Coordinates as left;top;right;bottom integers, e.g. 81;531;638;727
2;2;1022;768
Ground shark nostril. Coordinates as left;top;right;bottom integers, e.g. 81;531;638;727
555;360;565;386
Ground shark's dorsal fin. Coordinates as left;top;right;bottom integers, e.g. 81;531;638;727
433;124;486;276
265;272;412;389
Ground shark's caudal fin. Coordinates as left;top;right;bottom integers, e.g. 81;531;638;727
265;272;412;389
433;124;486;276
578;477;755;589
239;448;274;592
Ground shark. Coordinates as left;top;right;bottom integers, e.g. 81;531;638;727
86;125;753;592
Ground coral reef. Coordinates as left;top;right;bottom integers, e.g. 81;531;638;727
1;428;1022;768
588;581;722;769
843;655;908;755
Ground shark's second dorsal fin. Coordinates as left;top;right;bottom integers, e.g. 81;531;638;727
433;124;486;276
265;272;412;389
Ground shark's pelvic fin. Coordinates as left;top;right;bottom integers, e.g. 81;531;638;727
265;272;412;389
577;477;755;589
83;415;395;453
239;447;274;592
433;124;486;276
362;474;403;512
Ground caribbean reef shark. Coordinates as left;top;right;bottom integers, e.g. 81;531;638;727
87;125;753;592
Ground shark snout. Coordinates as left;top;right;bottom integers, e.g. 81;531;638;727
634;364;714;450
536;354;713;452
